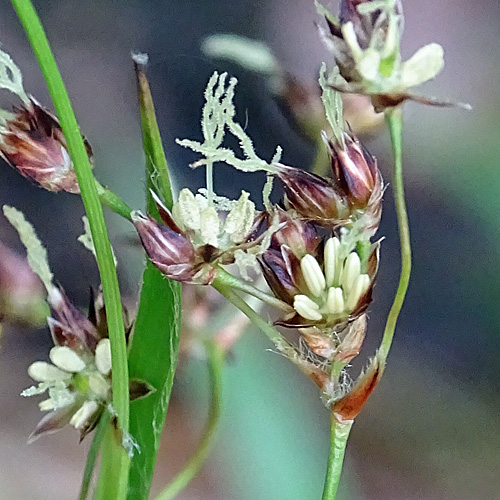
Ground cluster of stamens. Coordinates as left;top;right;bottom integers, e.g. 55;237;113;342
293;237;370;323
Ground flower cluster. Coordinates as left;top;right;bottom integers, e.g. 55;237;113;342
129;64;384;420
0;1;457;437
22;287;114;442
316;0;459;111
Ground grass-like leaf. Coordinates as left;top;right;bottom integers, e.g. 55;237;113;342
126;53;182;499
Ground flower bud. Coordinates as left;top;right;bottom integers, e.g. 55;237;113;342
0;98;93;193
329;132;379;207
132;211;210;284
47;287;101;353
274;163;350;224
260;246;302;304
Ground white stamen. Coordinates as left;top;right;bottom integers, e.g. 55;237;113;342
293;294;323;321
28;361;71;382
177;188;201;230
341;253;361;293
95;339;112;376
346;274;371;311
324;237;340;287
200;206;220;247
49;346;86;373
70;400;99;430
327;287;345;314
224;191;255;243
88;373;110;400
300;254;326;297
294;294;320;309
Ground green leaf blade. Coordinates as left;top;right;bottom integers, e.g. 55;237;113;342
127;263;181;500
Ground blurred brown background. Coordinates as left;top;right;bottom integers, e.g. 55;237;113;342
1;0;500;499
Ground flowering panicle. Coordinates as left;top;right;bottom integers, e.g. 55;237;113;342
129;62;387;419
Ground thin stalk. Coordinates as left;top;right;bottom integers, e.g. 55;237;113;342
380;108;411;359
211;276;290;352
11;0;130;496
95;181;133;221
321;416;353;500
78;410;111;500
215;267;293;312
154;341;224;500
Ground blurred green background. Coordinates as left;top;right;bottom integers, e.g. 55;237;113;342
0;0;499;499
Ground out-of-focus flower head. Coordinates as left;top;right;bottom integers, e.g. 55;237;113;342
0;49;92;193
316;0;464;111
0;241;47;326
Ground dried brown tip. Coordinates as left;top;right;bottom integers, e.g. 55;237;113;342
332;351;385;422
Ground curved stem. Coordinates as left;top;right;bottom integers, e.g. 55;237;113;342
380;108;411;359
95;181;133;221
215;267;293;312
321;416;353;500
154;341;224;500
11;1;130;496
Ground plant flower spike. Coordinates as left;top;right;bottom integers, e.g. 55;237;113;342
1;0;471;498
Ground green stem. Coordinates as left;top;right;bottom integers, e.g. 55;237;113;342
211;276;290;352
321;416;353;500
380;108;411;360
95;181;133;221
78;410;111;500
154;341;224;500
215;267;292;312
11;0;130;496
95;422;130;500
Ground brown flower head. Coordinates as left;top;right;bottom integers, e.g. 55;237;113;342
0;98;93;193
